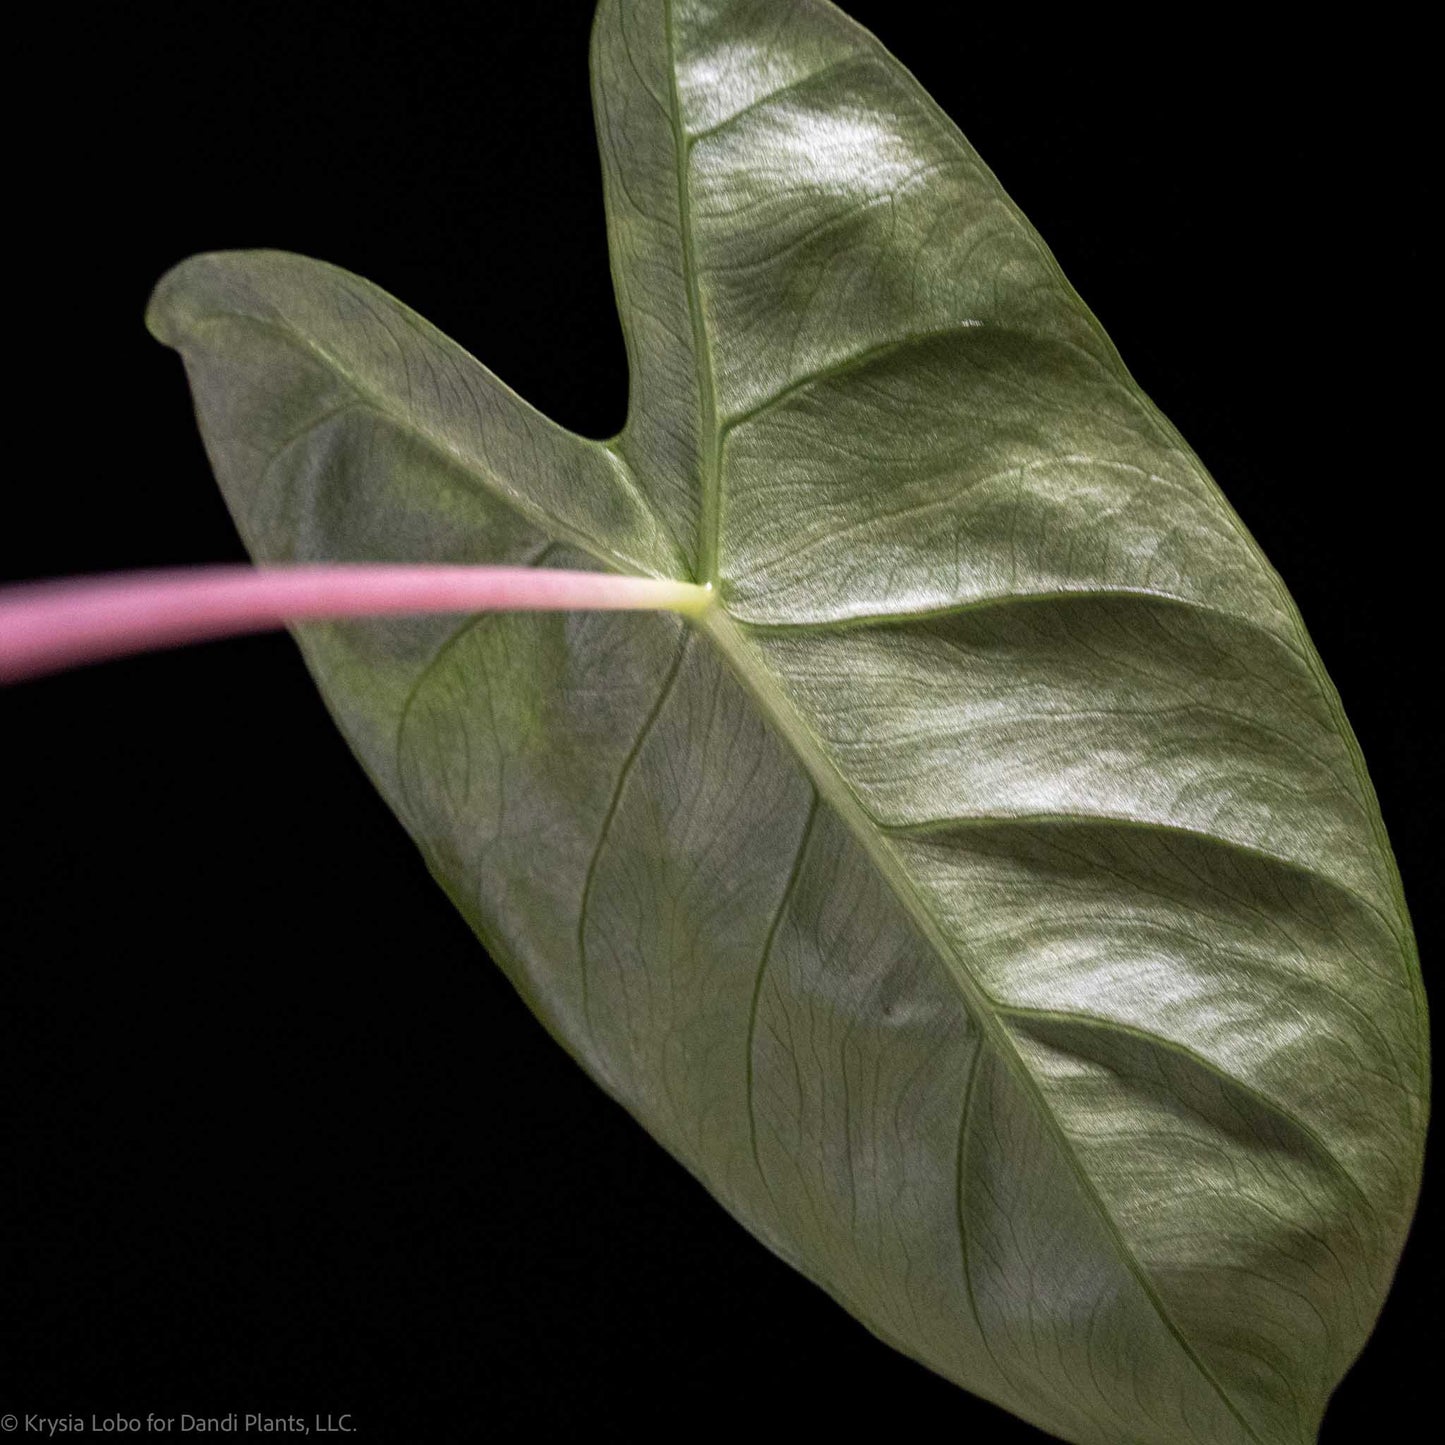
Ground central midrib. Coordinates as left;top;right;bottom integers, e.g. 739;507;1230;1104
697;604;1263;1442
662;0;723;586
648;11;1259;1426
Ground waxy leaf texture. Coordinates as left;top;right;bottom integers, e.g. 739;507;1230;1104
146;2;1428;1441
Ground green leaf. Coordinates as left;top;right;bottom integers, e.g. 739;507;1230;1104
145;1;1427;1440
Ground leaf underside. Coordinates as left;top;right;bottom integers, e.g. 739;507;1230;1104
147;2;1427;1441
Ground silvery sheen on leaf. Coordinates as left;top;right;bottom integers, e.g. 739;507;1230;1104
145;2;1428;1441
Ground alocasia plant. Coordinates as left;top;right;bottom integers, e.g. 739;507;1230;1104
4;1;1426;1441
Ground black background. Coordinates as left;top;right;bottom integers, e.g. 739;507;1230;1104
5;2;1436;1439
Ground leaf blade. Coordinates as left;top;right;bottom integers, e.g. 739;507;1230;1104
148;3;1427;1441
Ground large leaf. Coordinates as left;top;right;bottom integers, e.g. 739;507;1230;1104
145;1;1427;1440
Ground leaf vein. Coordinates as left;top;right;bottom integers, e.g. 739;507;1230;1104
577;628;691;1038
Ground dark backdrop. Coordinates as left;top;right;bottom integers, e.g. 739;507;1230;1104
5;2;1435;1440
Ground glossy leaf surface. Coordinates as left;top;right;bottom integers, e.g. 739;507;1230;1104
146;2;1428;1440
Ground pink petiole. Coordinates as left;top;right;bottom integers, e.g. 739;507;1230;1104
0;564;713;684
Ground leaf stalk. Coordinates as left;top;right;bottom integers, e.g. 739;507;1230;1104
0;565;713;684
